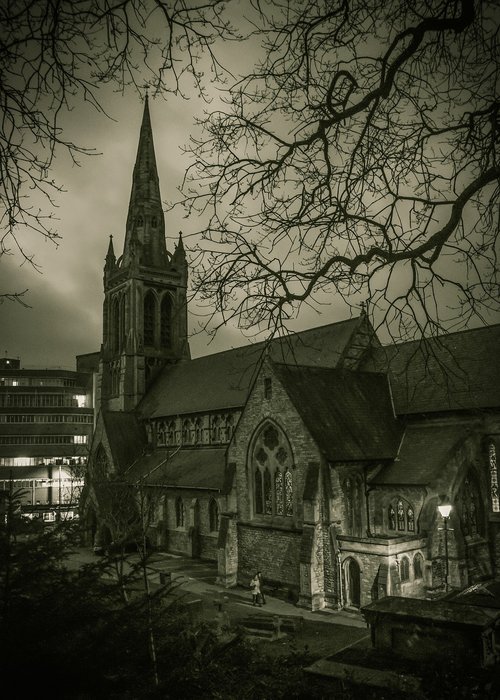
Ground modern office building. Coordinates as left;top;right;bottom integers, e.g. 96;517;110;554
0;357;94;522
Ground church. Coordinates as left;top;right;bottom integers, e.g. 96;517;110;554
82;98;500;611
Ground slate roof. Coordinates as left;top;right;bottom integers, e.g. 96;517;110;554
273;364;402;462
371;423;467;486
102;411;146;471
364;323;500;414
362;596;499;628
124;448;226;491
138;316;364;418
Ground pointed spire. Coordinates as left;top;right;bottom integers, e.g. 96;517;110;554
172;231;187;268
105;235;116;266
122;96;168;268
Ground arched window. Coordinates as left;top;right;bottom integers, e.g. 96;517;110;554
226;414;235;441
175;497;185;528
94;445;109;479
343;476;363;536
182;419;193;445
252;422;294;517
400;556;410;582
167;420;176;445
160;295;171;348
209;498;219;532
388;504;396;530
157;421;166;446
112;297;120;352
458;472;483;537
211;415;221;443
143;291;156;346
119;295;126;349
388;497;416;534
136;215;144;226
489;441;499;512
413;552;424;579
195;418;203;444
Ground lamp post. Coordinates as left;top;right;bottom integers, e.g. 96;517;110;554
438;502;452;592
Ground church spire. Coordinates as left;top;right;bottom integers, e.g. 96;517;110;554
122;96;168;268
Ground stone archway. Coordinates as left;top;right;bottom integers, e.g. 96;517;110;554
344;557;361;608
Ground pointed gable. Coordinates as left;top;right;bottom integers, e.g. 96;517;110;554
272;364;402;462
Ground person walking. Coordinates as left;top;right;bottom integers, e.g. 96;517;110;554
257;571;266;605
250;573;261;606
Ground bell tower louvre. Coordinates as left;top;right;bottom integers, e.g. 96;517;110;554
99;97;190;412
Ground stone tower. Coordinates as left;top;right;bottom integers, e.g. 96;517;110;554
99;97;189;411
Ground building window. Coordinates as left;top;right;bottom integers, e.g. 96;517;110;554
413;552;424;579
143;292;156;346
160;295;171;348
182;419;193;445
209;498;219;532
211;415;221;443
264;377;272;400
489;441;499;513
157;421;166;446
458;473;482;537
388;497;416;534
195;417;203;444
112;297;120;352
167;420;176;445
252;422;294;518
400;556;410;582
226;414;235;441
175;497;185;528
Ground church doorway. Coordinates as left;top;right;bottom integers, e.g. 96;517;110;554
344;557;361;608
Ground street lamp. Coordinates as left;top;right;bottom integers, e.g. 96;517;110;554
438;500;452;592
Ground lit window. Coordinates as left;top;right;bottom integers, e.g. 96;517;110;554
489;441;499;513
73;435;87;444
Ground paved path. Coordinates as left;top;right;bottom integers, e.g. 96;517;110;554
68;548;367;630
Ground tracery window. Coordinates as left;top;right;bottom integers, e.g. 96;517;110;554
413;552;424;579
400;556;410;582
160;295;171;348
143;292;155;347
226;414;235;441
388;497;416;534
343;476;363;536
209;498;219;532
112;297;120;352
252;423;294;517
211;415;221;443
175;497;185;528
458;473;482;537
489;441;499;513
182;418;194;445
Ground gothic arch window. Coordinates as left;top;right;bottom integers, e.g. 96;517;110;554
157;421;167;446
175;497;185;528
160;295;172;348
413;552;424;579
225;414;235;441
343;476;363;536
458;472;483;537
195;417;203;444
212;415;221;443
112;297;120;351
136;215;144;226
400;556;410;582
143;291;156;347
252;422;294;518
209;498;219;532
151;216;158;228
488;441;499;512
119;295;126;349
94;445;109;479
182;418;194;445
167;420;176;445
388;497;416;534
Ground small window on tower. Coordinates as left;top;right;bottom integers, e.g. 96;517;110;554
151;217;157;227
264;378;272;400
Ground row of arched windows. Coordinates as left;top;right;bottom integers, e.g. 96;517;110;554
398;552;424;582
175;496;219;532
156;414;236;447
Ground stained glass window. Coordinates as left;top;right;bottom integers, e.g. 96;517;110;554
407;506;415;532
275;470;284;515
264;468;272;514
489;442;499;512
397;500;405;530
285;468;293;516
388;505;396;530
255;468;263;514
252;422;294;517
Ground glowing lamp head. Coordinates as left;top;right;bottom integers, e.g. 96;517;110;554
438;503;452;519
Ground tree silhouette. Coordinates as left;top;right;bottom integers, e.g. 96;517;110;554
183;0;499;341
